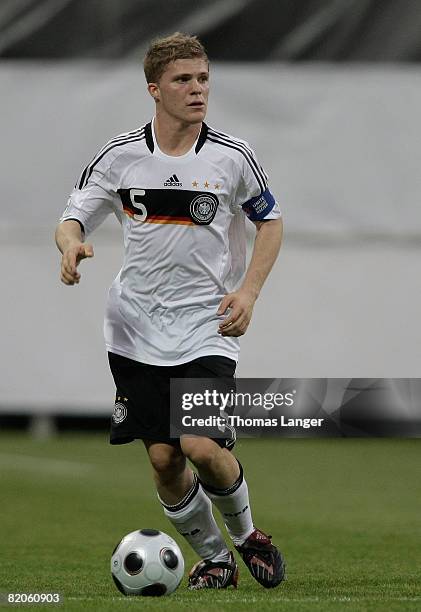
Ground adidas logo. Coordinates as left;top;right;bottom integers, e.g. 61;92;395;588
164;174;182;187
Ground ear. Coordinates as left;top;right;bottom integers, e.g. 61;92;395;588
147;83;160;102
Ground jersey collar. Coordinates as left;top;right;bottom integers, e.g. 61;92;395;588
144;120;208;156
195;122;208;153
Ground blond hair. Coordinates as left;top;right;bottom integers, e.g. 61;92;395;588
144;32;208;83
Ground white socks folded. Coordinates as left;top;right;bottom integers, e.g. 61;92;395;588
201;462;254;547
159;474;230;562
159;463;254;562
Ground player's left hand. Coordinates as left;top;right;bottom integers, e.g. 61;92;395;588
217;289;257;336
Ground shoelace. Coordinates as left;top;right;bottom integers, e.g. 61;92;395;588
191;559;234;582
239;535;275;564
242;547;274;565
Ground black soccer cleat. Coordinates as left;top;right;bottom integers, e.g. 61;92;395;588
235;528;286;588
188;551;239;590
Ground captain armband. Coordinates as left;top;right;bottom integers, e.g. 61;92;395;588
241;189;276;221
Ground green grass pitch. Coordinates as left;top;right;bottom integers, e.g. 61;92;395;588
0;434;420;611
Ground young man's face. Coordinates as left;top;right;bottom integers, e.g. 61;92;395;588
149;58;209;125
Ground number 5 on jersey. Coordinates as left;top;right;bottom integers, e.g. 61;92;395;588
130;189;147;222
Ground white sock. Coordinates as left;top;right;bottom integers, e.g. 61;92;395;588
202;462;254;546
159;474;230;562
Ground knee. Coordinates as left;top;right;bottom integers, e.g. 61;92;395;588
146;443;185;477
180;436;220;469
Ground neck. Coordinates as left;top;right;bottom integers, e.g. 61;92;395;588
154;114;202;156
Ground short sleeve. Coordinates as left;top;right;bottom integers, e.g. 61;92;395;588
233;141;281;222
60;151;116;237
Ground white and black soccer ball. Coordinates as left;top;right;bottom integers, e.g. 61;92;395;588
111;529;184;596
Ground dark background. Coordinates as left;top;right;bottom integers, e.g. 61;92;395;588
2;0;421;61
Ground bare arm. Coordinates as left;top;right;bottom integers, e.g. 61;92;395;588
218;217;283;336
55;220;94;285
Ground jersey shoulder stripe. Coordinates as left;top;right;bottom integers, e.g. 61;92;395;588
207;128;268;190
96;126;145;155
208;128;268;185
208;127;254;153
207;130;267;193
77;127;147;190
76;126;145;189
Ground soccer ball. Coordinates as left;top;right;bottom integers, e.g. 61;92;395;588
111;529;184;596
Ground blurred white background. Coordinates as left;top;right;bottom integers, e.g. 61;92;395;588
1;1;421;414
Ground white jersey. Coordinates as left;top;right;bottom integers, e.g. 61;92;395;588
60;119;281;366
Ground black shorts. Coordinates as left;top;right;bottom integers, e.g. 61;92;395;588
108;352;237;450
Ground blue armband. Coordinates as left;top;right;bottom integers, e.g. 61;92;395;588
242;189;276;221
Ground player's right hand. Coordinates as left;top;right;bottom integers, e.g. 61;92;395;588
60;243;94;285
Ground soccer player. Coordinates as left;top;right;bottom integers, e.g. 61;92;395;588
55;33;284;590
